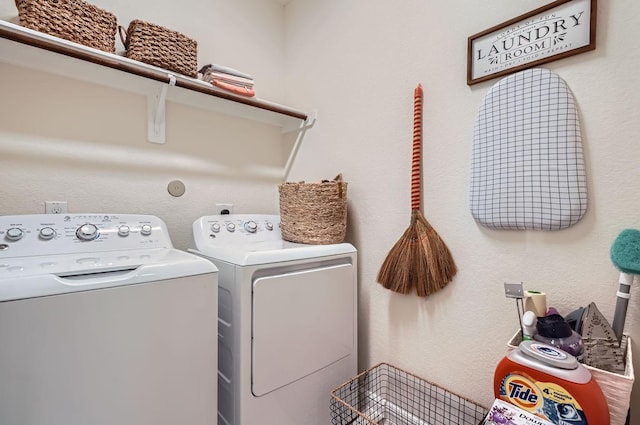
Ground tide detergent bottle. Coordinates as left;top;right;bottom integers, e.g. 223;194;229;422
494;340;609;425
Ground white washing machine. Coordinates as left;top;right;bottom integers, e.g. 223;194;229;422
0;213;218;425
190;214;357;425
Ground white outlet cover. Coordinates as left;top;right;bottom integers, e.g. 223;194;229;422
45;201;68;214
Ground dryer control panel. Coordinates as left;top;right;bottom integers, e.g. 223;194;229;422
0;214;172;257
191;214;356;266
193;214;281;247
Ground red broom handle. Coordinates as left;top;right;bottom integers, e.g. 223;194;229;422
411;84;423;211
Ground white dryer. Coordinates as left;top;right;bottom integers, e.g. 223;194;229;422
191;214;357;425
0;214;218;425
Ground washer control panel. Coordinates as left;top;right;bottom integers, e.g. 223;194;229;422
0;214;172;257
193;214;281;247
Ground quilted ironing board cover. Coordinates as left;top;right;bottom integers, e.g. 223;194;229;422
470;68;587;230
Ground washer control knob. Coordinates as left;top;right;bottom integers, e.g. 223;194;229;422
6;227;24;241
118;225;130;237
211;223;221;233
39;227;56;240
244;221;258;233
226;223;236;232
265;221;274;231
140;224;153;236
76;224;99;241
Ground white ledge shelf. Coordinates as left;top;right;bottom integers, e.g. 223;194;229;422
0;20;310;137
0;20;314;179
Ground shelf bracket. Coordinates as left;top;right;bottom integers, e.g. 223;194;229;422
282;111;317;182
147;74;177;144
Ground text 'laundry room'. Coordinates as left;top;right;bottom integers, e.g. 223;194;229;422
1;0;639;424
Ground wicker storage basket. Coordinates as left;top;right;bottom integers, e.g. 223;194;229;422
279;174;347;245
120;20;198;77
15;0;117;53
508;332;634;425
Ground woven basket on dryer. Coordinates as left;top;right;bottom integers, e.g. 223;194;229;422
119;20;198;77
279;174;347;245
15;0;117;53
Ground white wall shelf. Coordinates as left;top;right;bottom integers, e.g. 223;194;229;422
0;20;312;179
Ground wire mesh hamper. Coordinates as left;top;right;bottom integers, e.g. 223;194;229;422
120;20;198;77
15;0;117;53
330;363;488;425
279;174;347;245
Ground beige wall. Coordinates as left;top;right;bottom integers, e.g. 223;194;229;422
285;0;640;420
0;0;291;249
1;0;639;421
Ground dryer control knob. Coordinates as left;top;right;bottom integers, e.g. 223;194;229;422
140;224;153;236
39;227;56;240
76;224;99;241
244;221;258;233
226;223;236;232
6;227;24;241
265;221;274;231
211;223;221;233
118;225;130;237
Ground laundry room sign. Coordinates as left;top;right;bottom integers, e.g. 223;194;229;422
467;0;596;85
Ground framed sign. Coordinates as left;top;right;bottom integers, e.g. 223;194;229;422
467;0;597;85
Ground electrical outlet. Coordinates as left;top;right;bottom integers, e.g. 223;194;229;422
45;201;68;214
216;203;233;215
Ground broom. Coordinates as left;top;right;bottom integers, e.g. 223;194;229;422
377;84;457;297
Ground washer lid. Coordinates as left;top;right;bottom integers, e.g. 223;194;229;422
0;248;217;302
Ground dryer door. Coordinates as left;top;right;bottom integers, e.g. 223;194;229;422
252;263;354;397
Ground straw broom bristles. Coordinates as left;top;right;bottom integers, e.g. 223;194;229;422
377;209;457;296
413;209;457;296
377;218;418;294
377;84;457;296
